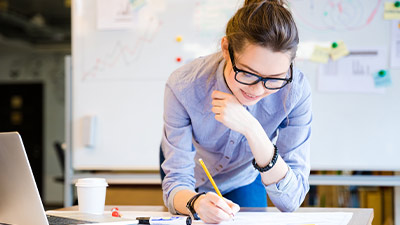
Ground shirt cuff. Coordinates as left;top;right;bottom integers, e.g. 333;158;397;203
264;166;295;195
167;186;193;215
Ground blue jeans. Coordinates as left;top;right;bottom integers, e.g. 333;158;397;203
222;174;267;207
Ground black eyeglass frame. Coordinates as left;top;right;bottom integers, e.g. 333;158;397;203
228;45;293;90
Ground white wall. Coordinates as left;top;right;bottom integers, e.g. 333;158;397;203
0;38;68;205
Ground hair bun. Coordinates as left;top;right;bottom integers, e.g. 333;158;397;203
244;0;286;6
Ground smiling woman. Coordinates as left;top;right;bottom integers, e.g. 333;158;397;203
160;0;312;224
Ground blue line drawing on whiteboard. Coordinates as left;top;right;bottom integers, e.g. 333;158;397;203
289;0;382;31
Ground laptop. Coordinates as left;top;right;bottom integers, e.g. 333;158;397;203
0;132;132;225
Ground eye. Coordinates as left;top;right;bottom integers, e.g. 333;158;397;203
243;72;254;78
267;79;281;83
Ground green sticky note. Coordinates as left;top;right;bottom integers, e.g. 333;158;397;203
373;70;392;87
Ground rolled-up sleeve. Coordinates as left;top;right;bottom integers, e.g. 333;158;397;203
265;75;312;212
161;84;196;214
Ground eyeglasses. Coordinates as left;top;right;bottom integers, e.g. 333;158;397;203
228;45;293;90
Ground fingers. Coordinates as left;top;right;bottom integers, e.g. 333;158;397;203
211;99;224;116
211;90;240;106
211;106;222;114
224;198;240;214
203;200;231;223
211;99;225;116
196;192;239;224
211;99;225;107
208;193;234;216
212;90;230;100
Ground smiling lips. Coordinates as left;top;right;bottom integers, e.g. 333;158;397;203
241;89;261;101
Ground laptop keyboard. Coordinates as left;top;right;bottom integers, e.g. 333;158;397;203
47;215;96;224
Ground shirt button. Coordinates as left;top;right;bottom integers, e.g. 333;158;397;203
230;140;234;144
219;164;223;169
201;178;205;182
225;156;230;160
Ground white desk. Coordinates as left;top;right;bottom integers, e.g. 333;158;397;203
57;205;373;225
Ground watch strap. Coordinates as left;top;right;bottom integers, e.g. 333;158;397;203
186;192;205;220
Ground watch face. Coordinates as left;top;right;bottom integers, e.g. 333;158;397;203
186;205;200;220
186;216;192;225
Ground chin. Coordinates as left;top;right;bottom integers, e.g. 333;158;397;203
238;97;259;106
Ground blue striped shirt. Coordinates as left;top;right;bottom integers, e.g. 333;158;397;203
161;52;312;213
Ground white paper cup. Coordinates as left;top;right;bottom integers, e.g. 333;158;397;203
75;178;108;214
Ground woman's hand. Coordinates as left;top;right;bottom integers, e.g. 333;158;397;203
194;192;240;224
211;90;255;135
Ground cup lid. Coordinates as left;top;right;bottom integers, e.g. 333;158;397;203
75;178;108;187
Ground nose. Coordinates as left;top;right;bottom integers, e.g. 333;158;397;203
250;81;265;94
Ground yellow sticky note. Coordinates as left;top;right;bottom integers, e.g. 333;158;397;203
384;2;400;20
310;46;331;63
175;35;183;42
330;41;349;61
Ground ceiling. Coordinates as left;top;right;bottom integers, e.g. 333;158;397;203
0;0;71;46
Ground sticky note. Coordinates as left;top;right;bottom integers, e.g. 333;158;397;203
176;35;183;42
373;70;392;87
310;46;331;63
384;2;400;20
330;41;350;61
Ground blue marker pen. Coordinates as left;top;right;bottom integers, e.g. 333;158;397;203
136;216;192;225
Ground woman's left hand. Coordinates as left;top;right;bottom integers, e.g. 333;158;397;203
211;90;255;135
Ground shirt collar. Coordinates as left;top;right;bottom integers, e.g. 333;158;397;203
215;58;232;95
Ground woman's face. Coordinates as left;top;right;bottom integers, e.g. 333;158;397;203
222;38;292;106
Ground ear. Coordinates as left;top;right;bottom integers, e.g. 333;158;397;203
221;36;230;62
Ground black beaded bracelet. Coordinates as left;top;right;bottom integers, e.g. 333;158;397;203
252;144;279;172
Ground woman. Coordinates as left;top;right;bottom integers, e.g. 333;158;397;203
161;0;312;223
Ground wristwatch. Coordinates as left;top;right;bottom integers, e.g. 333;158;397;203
186;192;205;220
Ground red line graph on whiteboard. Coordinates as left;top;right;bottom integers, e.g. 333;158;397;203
81;18;162;81
289;0;382;31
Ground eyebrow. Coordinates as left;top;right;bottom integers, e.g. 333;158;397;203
237;62;287;77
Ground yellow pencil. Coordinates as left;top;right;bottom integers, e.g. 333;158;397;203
198;158;223;197
199;158;234;220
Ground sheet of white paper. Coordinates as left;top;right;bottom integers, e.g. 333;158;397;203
215;212;352;225
97;0;135;30
119;211;353;225
390;20;400;68
318;48;387;93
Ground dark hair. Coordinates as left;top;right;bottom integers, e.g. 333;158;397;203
226;0;299;60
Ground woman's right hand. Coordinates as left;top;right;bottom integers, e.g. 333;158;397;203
194;192;240;223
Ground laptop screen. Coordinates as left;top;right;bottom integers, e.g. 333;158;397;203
0;132;50;225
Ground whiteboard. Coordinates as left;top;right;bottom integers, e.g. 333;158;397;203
290;0;400;171
71;0;400;171
71;0;242;170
